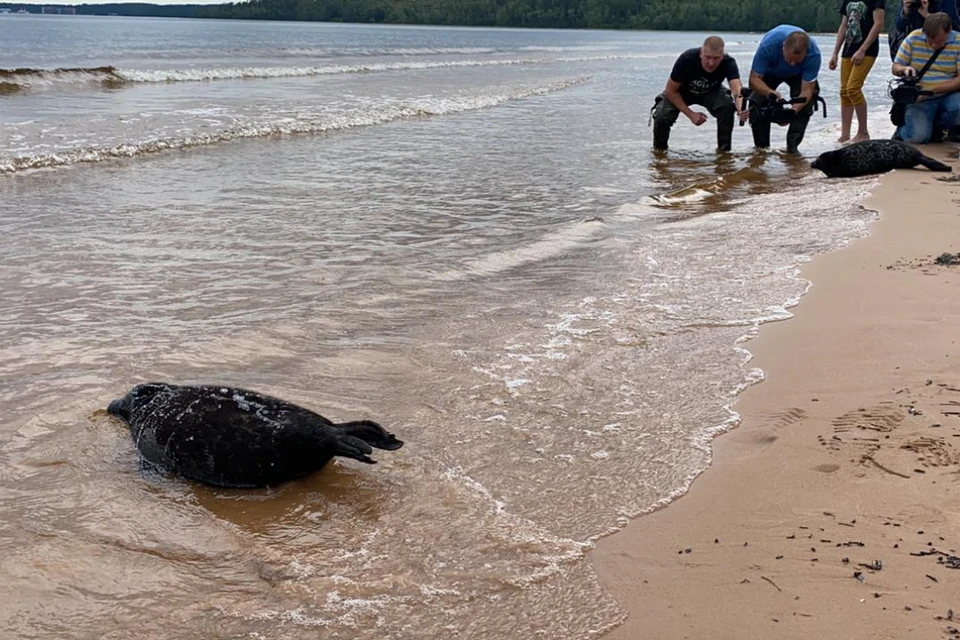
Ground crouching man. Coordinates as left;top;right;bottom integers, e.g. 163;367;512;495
652;36;745;152
748;25;822;154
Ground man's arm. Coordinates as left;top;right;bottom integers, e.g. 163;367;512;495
928;76;960;95
663;78;707;124
723;57;745;115
728;77;746;115
749;71;780;100
892;37;915;76
749;42;781;100
892;61;918;76
796;80;817;110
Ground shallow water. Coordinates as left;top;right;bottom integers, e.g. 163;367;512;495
1;17;891;639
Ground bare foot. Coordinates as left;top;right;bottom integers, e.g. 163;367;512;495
837;134;851;144
851;133;871;143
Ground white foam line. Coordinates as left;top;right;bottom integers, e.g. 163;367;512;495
0;54;647;89
430;216;604;282
115;55;642;84
0;78;589;175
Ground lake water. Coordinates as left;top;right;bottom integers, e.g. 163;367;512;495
0;15;891;639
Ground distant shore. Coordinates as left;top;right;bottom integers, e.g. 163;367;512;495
0;1;860;35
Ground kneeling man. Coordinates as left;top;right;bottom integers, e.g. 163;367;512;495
892;12;960;143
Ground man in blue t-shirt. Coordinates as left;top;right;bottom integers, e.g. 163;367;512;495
748;25;823;153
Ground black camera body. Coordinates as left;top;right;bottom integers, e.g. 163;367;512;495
891;76;922;103
761;94;803;124
889;75;933;104
740;88;824;126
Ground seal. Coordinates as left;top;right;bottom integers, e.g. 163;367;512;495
107;382;403;488
811;139;952;178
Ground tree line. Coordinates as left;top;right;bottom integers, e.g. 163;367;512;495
195;0;895;32
1;0;901;32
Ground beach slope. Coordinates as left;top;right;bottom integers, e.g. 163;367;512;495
592;147;960;640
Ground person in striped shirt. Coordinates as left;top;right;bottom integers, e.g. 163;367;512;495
891;12;960;143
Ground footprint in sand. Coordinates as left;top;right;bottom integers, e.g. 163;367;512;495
820;404;905;453
901;436;958;468
752;407;807;445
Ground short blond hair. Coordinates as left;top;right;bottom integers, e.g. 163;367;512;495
702;35;725;52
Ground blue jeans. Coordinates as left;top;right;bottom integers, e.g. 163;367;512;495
896;92;960;143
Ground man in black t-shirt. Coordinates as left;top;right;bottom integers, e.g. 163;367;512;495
652;36;746;152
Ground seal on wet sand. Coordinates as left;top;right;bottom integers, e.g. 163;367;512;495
811;139;952;178
107;382;403;488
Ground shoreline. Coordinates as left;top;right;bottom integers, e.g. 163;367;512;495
591;145;960;640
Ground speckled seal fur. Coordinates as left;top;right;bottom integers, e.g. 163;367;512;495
811;139;952;178
108;382;403;488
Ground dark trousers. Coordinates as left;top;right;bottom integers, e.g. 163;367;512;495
652;89;736;151
748;75;820;153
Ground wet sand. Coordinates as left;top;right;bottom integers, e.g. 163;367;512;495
592;145;960;640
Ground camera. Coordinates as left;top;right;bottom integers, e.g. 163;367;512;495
740;89;826;126
888;75;931;104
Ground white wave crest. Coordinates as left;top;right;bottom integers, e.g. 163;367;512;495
0;78;589;174
114;54;642;84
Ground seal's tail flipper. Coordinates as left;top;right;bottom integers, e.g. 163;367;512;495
333;434;376;464
920;155;952;172
336;420;404;451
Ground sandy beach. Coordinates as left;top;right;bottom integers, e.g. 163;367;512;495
592;145;960;640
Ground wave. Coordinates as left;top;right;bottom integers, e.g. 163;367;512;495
0;78;589;174
645;165;770;208
0;66;123;92
279;46;501;57
429;215;606;282
0;54;656;90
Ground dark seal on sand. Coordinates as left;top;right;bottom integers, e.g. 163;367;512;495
811;139;952;178
107;382;403;488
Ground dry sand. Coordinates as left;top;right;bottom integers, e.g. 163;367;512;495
591;145;960;640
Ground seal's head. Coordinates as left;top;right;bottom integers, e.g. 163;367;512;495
810;150;838;177
107;382;174;422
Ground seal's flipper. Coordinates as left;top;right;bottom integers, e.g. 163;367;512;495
919;154;952;172
334;435;377;464
336;420;405;451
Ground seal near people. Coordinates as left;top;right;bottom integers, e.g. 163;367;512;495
107;382;403;488
810;139;952;178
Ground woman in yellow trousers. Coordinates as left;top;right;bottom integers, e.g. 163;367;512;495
829;0;886;143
